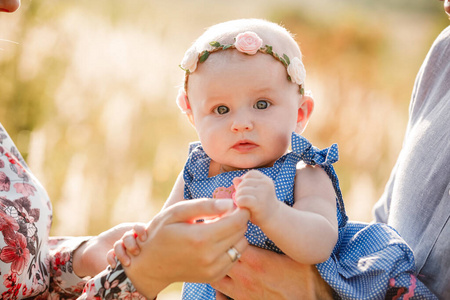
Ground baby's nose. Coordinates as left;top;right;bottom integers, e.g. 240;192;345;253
231;114;253;132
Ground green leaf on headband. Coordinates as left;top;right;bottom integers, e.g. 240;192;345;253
199;51;210;63
265;45;273;55
300;87;305;95
280;57;288;67
210;41;221;48
223;44;232;50
283;54;290;65
179;65;190;73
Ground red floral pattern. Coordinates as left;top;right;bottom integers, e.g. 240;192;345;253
80;262;145;300
0;124;90;299
0;231;30;275
0;122;141;299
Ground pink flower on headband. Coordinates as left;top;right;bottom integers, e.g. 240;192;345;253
234;32;263;55
176;88;190;113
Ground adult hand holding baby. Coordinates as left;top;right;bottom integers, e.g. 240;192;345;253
212;245;334;300
113;198;250;299
212;171;334;300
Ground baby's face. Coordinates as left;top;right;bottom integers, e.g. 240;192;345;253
187;51;302;172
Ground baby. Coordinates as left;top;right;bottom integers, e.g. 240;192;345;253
115;18;342;299
173;19;342;299
107;18;439;300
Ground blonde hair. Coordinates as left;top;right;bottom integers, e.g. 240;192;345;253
179;18;305;96
190;19;302;63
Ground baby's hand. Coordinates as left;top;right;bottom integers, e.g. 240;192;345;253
233;170;279;226
106;223;147;268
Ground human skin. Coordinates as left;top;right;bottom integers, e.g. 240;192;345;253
211;245;334;300
114;24;337;298
72;223;137;277
1;6;328;299
182;47;336;298
1;4;248;297
0;0;138;281
4;2;447;298
120;198;250;299
0;5;346;297
443;0;450;16
0;0;20;12
186;51;305;173
213;2;450;298
183;47;337;263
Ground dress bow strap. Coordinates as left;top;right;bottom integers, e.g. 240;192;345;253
291;132;347;228
291;133;339;167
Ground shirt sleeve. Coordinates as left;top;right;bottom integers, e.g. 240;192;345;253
46;236;92;298
76;260;146;300
46;237;146;299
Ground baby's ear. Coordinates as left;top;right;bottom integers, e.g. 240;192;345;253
186;110;195;127
176;88;195;126
295;93;314;134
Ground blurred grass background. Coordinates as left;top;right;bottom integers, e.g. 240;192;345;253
0;0;448;297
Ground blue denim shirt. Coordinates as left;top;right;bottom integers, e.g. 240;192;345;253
373;25;450;299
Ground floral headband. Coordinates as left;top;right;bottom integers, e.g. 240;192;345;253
176;31;306;113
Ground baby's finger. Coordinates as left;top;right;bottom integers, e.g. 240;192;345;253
113;240;131;267
122;232;141;256
242;169;265;179
232;176;243;187
106;249;117;268
234;194;257;210
236;176;271;190
133;223;147;242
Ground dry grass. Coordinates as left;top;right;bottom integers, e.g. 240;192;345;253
0;0;447;297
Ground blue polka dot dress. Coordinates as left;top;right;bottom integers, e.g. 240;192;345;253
181;133;437;300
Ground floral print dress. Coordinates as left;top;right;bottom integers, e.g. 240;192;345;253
0;123;141;299
0;123;92;298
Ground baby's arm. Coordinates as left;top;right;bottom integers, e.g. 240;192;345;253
234;166;338;264
162;171;188;209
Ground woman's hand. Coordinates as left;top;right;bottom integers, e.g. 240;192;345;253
123;198;250;299
211;245;334;300
72;222;138;277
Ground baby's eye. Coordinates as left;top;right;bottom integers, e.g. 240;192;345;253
254;100;270;110
214;105;230;115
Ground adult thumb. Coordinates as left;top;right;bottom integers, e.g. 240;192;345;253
164;198;235;224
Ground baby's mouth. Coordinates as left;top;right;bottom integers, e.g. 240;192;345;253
232;140;258;152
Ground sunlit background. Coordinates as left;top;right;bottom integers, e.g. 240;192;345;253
0;0;448;297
